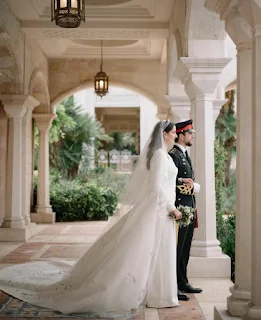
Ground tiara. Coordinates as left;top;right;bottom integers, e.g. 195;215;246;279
163;120;170;130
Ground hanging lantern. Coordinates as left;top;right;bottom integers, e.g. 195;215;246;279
94;40;109;98
51;0;85;28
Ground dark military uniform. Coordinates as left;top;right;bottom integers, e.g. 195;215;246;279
169;144;196;290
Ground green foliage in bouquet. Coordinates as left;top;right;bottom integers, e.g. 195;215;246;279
169;205;194;227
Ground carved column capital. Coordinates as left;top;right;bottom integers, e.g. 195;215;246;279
33;113;57;133
1;95;39;119
174;57;231;99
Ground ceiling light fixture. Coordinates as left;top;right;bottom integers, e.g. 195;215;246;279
94;40;109;98
51;0;85;28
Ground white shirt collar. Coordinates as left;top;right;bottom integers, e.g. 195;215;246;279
175;143;186;154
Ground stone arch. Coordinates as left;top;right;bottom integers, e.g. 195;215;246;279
52;83;160;152
225;79;237;92
29;69;51;114
0;32;22;94
51;81;161;111
223;73;237;91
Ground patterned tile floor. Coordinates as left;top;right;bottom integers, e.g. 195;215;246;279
0;222;207;320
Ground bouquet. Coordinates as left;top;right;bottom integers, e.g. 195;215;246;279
169;205;195;227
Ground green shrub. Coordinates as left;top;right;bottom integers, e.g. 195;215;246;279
50;181;118;222
217;214;236;281
214;139;236;281
214;140;227;213
218;215;235;257
33;172;118;222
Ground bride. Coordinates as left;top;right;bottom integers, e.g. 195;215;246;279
0;120;182;318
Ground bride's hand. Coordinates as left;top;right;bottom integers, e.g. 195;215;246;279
172;209;182;220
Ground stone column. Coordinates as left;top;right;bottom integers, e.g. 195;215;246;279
226;42;252;317
0;95;40;241
22;103;38;225
31;114;56;224
0;96;38;229
174;57;231;278
242;23;261;320
0;103;8;226
165;95;191;122
74;89;96;117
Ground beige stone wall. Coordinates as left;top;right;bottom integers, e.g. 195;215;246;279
0;0;24;94
49;58;169;110
0;103;8;225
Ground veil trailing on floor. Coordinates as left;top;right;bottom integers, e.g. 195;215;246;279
0;120;173;318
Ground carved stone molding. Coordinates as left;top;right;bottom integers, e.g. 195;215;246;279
165;95;190;107
1;95;40;118
33;113;56;133
174;57;231;98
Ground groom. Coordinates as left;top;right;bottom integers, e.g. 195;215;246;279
169;120;202;301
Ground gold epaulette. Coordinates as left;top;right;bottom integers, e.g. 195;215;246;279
177;184;194;195
169;148;178;155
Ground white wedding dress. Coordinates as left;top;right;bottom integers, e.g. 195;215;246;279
0;149;178;317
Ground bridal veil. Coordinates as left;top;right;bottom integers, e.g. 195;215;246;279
0;120;176;318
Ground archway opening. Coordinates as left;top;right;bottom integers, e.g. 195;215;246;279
33;85;160;223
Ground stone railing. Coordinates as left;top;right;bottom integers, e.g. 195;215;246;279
97;149;139;172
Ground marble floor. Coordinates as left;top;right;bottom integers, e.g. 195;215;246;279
0;221;232;320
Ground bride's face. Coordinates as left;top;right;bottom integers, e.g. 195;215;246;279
164;126;177;145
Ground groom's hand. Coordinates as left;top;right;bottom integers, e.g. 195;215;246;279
182;178;194;187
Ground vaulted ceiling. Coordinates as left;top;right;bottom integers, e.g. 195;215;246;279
6;0;173;61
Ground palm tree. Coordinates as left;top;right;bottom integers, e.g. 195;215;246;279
35;96;112;178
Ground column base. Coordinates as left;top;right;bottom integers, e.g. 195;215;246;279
2;219;25;229
23;217;31;225
30;212;55;224
188;255;231;278
227;285;251;316
214;305;240;320
0;223;38;242
35;205;53;214
191;240;222;257
242;304;261;320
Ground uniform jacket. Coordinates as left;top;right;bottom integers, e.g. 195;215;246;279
169;145;196;209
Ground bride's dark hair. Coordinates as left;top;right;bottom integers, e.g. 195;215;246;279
146;120;175;170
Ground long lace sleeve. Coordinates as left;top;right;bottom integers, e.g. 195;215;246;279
150;150;176;212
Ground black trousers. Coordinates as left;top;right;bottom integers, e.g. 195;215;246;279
177;220;195;289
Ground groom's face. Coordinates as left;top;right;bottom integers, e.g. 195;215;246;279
183;131;194;147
